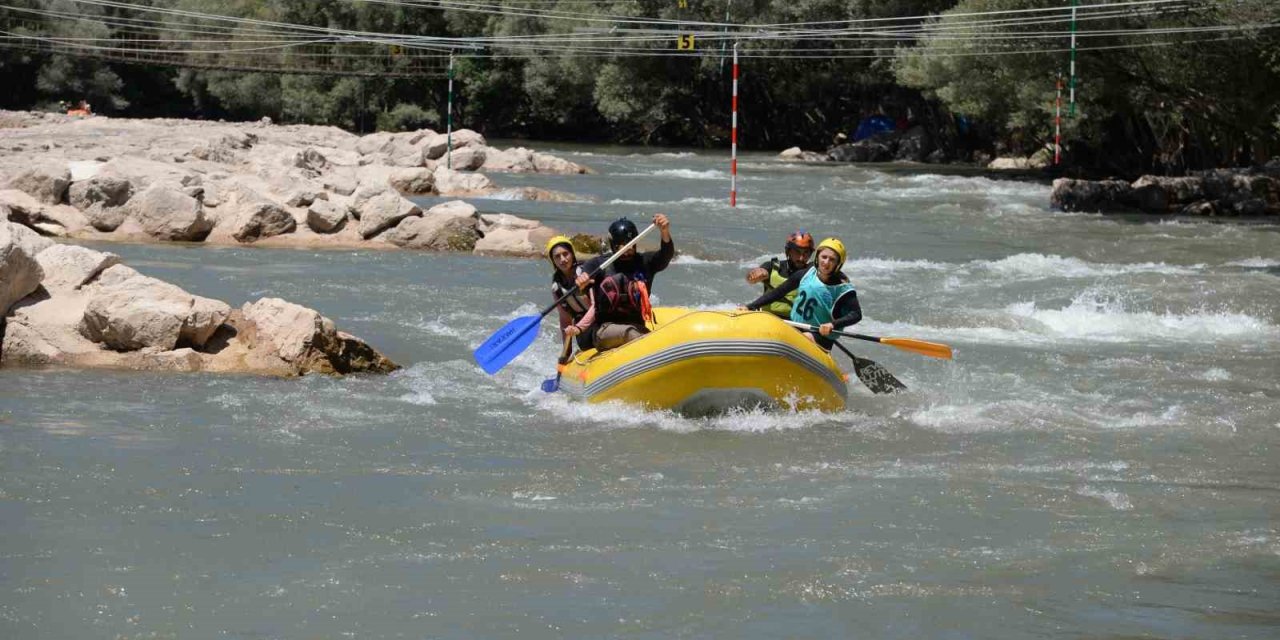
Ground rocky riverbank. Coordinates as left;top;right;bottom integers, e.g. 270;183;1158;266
1050;166;1280;217
1;221;397;376
0;111;595;257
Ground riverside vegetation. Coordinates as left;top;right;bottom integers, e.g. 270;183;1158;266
2;0;1277;177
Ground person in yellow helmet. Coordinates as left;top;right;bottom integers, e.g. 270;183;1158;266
742;237;861;351
546;235;597;352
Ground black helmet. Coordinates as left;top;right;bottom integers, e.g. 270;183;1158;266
608;217;639;249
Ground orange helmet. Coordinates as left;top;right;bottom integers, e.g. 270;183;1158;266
785;230;814;254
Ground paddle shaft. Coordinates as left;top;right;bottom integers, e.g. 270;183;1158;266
782;319;952;359
540;223;658;319
784;320;885;345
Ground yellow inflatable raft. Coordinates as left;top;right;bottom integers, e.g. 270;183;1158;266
557;307;849;415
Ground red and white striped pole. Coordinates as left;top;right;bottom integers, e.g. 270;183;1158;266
730;42;739;207
1054;73;1062;166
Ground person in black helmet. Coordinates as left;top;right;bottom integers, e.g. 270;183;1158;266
579;213;673;351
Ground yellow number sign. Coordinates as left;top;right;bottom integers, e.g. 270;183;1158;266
677;34;695;50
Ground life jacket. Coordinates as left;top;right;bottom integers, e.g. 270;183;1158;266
551;267;591;322
762;258;801;318
597;272;655;326
790;267;856;326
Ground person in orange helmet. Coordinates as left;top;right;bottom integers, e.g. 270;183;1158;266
744;237;861;351
744;230;814;319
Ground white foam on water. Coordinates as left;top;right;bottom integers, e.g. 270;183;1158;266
1004;293;1278;343
849;256;952;274
530;391;850;433
627;151;699;158
1198;368;1232;381
616;168;728;180
474;189;524;201
1224;257;1280;268
671;254;731;265
607;198;663;205
1077;486;1134;511
978;253;1202;279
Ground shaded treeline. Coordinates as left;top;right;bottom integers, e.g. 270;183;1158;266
1;0;1277;175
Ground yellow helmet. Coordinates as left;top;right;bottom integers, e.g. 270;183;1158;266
816;237;846;268
545;235;574;261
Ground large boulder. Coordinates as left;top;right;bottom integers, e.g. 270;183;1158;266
233;297;398;375
472;226;556;257
355;131;396;156
5;162;71;205
432;166;493;195
531;152;590;175
80;266;227;351
828;135;895;163
306;199;349;233
1050;178;1136;213
447;146;487;172
893;126;932;162
98;157;199;191
356;192;421;239
387;167;435;195
0;189;86;234
384;201;481;250
34;244;120;293
472;214;556;257
69;174;134;231
481;147;535;173
81;273;191;351
127;183;214;241
0;222;45;316
293;147;329;175
231;202;297;243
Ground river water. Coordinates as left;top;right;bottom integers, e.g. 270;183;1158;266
2;148;1278;638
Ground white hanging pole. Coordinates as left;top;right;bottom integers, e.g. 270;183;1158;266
1054;73;1063;165
730;42;739;208
447;52;455;169
1069;0;1078;116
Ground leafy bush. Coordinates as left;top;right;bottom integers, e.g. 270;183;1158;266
377;103;438;132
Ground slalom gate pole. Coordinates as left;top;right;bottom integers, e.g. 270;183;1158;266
730;42;739;208
1054;74;1062;165
447;52;455;169
1069;0;1078;117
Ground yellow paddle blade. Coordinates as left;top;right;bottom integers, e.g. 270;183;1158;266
881;337;953;360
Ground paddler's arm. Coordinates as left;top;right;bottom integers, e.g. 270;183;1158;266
645;213;675;274
744;268;804;310
830;291;862;329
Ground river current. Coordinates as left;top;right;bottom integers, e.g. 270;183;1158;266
2;147;1278;638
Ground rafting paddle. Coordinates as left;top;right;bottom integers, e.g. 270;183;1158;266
541;336;574;393
782;320;953;360
475;223;658;375
830;340;907;394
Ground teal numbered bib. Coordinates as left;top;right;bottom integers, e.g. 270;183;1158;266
790;267;855;325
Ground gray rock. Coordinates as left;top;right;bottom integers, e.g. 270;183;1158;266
356;192;421;239
0;222;45;316
81;274;191;351
306;199;349;233
5;162;70;205
231;202;296;243
384;201;480;250
68;176;132;211
128;183;214;241
34;244;120;293
1050;178;1136;213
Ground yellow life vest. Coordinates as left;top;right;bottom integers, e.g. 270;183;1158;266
763;259;799;318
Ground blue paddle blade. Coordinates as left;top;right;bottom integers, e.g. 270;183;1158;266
540;376;560;393
474;315;542;374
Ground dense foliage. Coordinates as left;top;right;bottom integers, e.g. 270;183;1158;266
1;0;1277;174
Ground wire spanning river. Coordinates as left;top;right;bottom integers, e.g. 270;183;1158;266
2;147;1278;638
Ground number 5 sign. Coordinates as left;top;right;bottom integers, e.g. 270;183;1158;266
677;34;695;50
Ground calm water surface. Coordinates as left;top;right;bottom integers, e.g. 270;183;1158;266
2;147;1278;638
